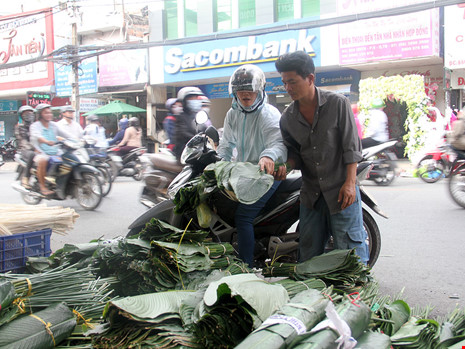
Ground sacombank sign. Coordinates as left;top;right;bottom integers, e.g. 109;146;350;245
163;28;320;83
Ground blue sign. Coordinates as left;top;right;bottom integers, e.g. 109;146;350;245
200;70;360;99
163;28;321;83
54;56;98;97
0;100;18;113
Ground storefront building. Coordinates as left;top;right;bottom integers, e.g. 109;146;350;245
146;0;444;146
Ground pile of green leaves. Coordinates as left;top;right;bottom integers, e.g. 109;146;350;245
262;249;372;294
174;161;276;219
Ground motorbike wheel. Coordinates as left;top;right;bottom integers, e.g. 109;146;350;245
21;177;43;205
416;155;446;183
133;161;145;181
96;165;112;197
448;163;465;208
363;209;381;267
373;162;396;186
75;173;103;210
106;159;119;182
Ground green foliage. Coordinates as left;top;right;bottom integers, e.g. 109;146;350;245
359;75;429;159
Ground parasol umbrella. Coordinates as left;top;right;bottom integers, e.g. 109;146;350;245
83;100;145;117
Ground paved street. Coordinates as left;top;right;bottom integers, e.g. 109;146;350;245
1;160;464;318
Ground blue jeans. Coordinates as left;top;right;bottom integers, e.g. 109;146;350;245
235;180;281;267
299;186;369;264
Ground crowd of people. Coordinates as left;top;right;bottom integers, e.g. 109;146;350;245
15;104;142;196
14;50;465;268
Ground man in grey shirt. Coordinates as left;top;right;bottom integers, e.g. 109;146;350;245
275;51;369;264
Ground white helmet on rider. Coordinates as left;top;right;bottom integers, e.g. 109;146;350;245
177;86;205;115
229;64;266;113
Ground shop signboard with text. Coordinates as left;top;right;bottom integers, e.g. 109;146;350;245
27;91;52;108
0;9;55;91
151;28;321;84
54;56;98;97
444;4;465;69
337;0;440;65
99;49;148;87
200;70;360;99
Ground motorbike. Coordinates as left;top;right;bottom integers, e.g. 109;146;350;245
139;110;215;208
128;126;385;267
106;145;147;181
12;140;103;210
415;137;456;183
447;147;465;208
82;137;113;197
0;139;17;161
362;139;399;186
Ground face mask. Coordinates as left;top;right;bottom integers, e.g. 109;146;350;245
171;105;183;115
186;99;203;113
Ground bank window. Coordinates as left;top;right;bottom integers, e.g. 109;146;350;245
276;0;294;21
302;0;319;18
165;0;178;39
239;0;255;28
215;0;232;32
185;0;198;37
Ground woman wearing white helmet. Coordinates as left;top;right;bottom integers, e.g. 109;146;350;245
173;86;205;160
216;64;288;268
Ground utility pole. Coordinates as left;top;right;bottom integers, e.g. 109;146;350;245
70;0;80;119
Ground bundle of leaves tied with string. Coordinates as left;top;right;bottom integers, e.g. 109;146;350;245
262;249;372;294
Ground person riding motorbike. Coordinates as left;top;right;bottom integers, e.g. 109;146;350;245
15;105;36;188
173;86;206;160
84;114;108;148
57;105;83;140
361;98;389;148
29;104;74;196
216;64;287;267
118;117;142;155
163;98;182;151
108;118;129;146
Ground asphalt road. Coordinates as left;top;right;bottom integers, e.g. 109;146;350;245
1;161;464;318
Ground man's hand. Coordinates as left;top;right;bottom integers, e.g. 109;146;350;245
338;182;356;210
274;165;287;180
46;140;55;146
259;156;275;175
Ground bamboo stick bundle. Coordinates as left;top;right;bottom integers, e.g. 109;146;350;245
0;204;79;236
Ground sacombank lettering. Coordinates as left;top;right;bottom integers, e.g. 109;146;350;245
165;31;316;74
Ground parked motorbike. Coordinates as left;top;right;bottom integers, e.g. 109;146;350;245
0;139;17;160
139;110;216;208
128;126;385;267
415;137;455;183
362;139;399;186
12;140;103;210
106;146;147;181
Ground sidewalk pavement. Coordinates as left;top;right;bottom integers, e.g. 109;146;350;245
0;161;17;172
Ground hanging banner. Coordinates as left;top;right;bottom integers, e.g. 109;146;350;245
337;0;440;65
444;4;465;69
54;56;98;97
0;9;55;91
99;49;148;87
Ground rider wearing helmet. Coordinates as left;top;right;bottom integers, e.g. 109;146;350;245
216;64;287;268
57;105;83;140
173;86;205;160
163;98;182;150
362;98;389;148
108;117;129;146
84;114;108;148
15;105;36;187
118;116;142;155
29;103;74;195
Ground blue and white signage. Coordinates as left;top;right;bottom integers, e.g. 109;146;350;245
54;56;98;97
200;70;360;99
0;100;18;113
152;28;321;84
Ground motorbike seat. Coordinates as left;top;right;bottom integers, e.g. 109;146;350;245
147;153;183;174
275;172;302;194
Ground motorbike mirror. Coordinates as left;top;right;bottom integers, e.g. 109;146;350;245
205;126;219;145
195;110;209;125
